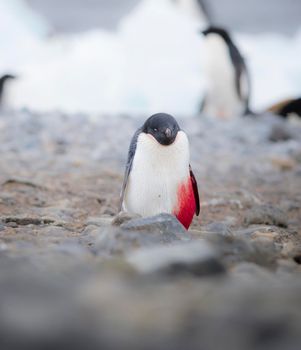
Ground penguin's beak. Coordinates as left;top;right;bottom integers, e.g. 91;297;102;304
164;128;172;138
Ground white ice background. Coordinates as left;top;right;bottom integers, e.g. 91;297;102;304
0;0;300;115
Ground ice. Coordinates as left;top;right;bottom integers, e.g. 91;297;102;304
0;0;300;115
237;29;301;110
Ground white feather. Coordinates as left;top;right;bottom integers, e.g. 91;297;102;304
122;131;190;216
202;34;246;119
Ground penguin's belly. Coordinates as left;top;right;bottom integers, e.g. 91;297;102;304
206;70;243;119
124;166;189;218
203;35;244;118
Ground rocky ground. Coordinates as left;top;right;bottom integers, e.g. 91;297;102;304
0;109;301;350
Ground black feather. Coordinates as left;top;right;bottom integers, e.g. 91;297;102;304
119;127;141;211
278;98;301;118
0;74;16;105
189;165;200;216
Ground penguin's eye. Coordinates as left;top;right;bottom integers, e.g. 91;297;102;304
153;128;158;132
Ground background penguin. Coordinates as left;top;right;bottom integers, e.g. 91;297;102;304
267;97;301;119
0;74;16;107
120;113;200;229
172;0;211;24
201;26;252;119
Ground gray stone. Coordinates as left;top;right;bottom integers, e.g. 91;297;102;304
1;215;57;226
120;213;187;235
244;205;288;228
85;216;113;227
79;225;105;250
202;222;233;236
111;211;141;226
94;222;189;257
206;234;280;269
0;108;301;350
126;241;225;276
231;262;274;280
52;242;92;257
269;124;294;142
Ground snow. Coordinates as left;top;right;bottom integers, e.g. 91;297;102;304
237;30;301;110
0;0;300;115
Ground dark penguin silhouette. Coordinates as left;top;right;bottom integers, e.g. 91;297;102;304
120;113;200;229
0;74;16;106
268;97;301;119
201;26;252;119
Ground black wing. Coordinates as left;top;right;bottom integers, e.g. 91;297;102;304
189;165;200;216
119;128;141;211
228;41;251;114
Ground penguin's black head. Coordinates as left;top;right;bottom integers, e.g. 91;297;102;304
201;26;232;44
142;113;180;146
0;74;16;83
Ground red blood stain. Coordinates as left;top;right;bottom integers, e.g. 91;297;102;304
174;177;196;229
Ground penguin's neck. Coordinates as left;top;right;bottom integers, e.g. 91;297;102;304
134;131;190;176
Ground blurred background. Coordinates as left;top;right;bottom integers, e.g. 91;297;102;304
1;0;301;116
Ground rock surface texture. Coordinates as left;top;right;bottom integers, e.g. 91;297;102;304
0;110;301;350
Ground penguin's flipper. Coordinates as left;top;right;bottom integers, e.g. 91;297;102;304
199;95;206;113
119;128;141;212
239;67;253;115
227;40;250;106
189;165;200;216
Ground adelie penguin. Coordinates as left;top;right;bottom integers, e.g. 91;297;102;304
120;113;200;229
201;26;252;119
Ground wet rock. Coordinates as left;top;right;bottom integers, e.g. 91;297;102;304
126;241;225;277
244;205;288;228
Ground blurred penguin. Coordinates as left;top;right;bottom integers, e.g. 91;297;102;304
201;26;252;119
267;97;301;119
0;74;16;107
172;0;210;24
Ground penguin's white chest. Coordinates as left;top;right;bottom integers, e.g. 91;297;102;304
203;35;245;118
123;131;190;217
